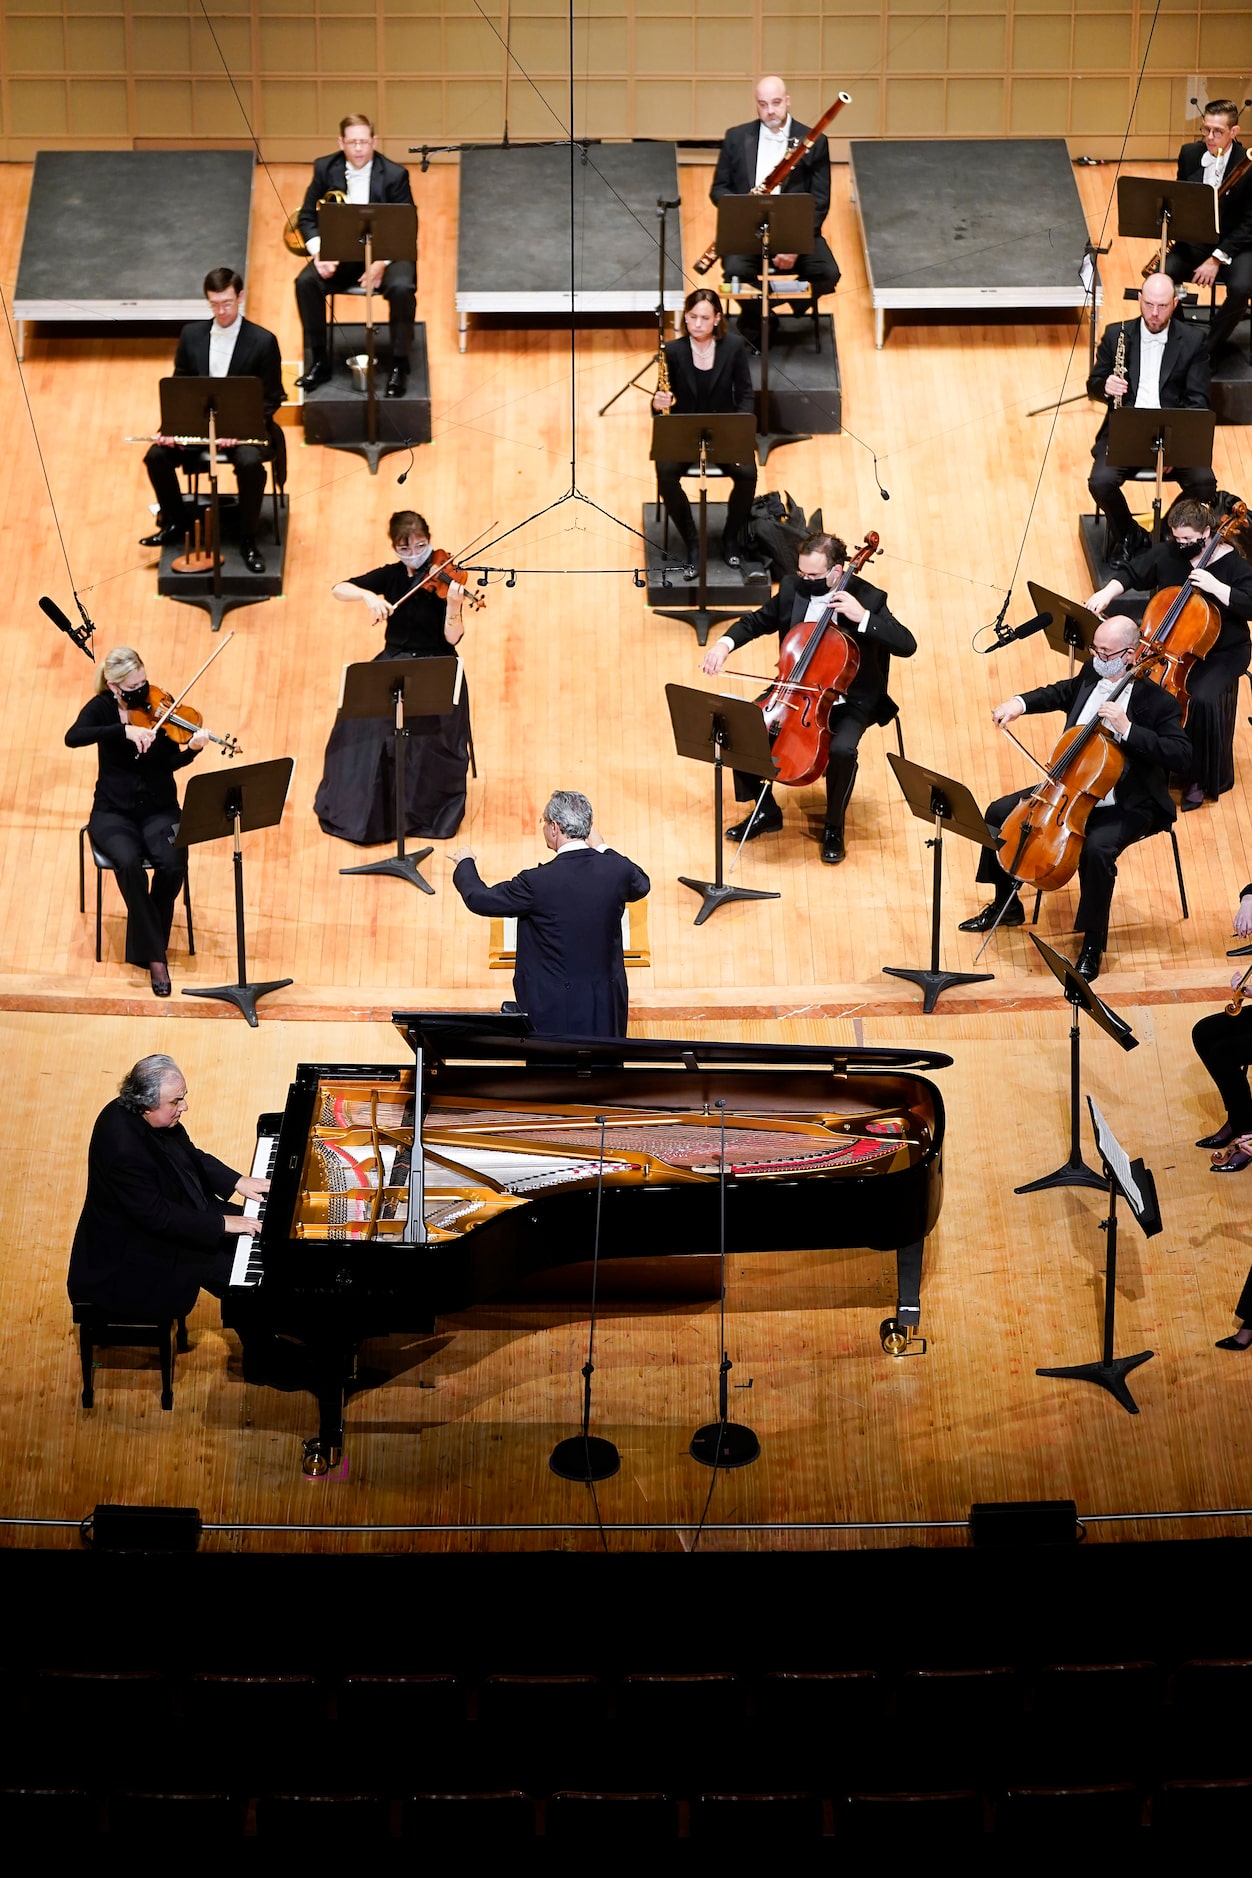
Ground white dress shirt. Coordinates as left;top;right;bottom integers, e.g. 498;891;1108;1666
755;118;792;191
208;312;243;377
1134;321;1168;408
1202;146;1234;263
307;157;373;256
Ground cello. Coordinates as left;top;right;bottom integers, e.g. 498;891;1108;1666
758;533;881;787
1136;501;1248;722
995;646;1165;893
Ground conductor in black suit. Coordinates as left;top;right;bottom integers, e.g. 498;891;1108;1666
1163;99;1252;360
449;791;650;1039
1086;272;1215;552
293;113;417;398
652;288;757;573
140;267;284;575
711;75;839;336
68;1055;266;1321
958;616;1192;982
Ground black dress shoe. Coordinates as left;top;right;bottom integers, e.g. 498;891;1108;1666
725;806;784;843
1180;783;1206;811
1075;939;1103;981
1211;1146;1252;1174
1197;1122;1239;1150
679;543;699;581
149;961;171;998
239;539;265;575
386;363;409;398
721;534;742;568
140;523;183;548
296;357;332;391
958;896;1024;934
821;827;846;865
1215;1331;1252;1350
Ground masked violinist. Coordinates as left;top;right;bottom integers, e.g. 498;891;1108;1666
958;617;1191;982
700;530;915;865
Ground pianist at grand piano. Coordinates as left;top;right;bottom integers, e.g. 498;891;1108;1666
68;1055;268;1320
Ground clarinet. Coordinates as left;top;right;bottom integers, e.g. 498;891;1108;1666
1112;325;1127;408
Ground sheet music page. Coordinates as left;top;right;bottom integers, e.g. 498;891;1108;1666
1087;1097;1142;1213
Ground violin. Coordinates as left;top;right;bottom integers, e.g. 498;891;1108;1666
758;533;881;788
995;648;1162;893
415;549;486;611
1226;960;1252;1016
127;684;240;759
1137;501;1248;722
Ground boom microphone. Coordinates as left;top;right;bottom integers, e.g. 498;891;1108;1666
40;594;95;659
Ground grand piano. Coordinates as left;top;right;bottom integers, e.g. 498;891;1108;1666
224;1013;951;1473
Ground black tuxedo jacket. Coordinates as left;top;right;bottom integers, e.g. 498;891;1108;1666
1018;666;1191;828
172;316;285;422
725;573;915;723
297;151;414;247
68;1100;240;1317
711;119;830;240
661;332;754;416
1176;138;1252;258
1086;317;1211;446
453;848;650;1040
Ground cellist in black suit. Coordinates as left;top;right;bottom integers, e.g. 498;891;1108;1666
711;75;839;336
652;288;757;574
1163;99;1252;361
140;267;284;575
293;113;417;397
1085;273;1215;552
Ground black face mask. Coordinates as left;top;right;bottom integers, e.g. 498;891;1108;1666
1173;535;1208;559
796;575;833;598
119;683;149;709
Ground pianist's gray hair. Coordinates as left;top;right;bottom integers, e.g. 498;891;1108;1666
118;1054;182;1115
543;790;593;840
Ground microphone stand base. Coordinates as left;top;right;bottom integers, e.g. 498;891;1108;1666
1036;1350;1154;1415
1015;1155;1107;1195
882;965;992;1015
549;1434;621;1482
340;848;436;894
182;978;293;1029
680;877;780;928
690;1420;760;1469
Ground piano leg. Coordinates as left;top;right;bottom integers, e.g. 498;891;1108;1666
881;1240;925;1356
302;1341;354;1476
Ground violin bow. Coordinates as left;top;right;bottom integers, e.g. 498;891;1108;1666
147;629;235;736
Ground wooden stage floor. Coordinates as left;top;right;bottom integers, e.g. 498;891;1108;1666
1;161;1250;1550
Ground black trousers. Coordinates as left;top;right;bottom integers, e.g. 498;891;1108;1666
734;705;868;831
1237;1264;1252;1325
88;807;187;966
656;460;757;550
1088;440;1218;544
144;438;272;540
296;258;416;364
723;234;840;309
977;792;1151;948
1178;642;1250;797
1165;243;1252;354
1192;1005;1252;1132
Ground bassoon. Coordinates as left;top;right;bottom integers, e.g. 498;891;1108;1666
693;92;852;277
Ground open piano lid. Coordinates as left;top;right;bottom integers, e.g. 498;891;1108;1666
391;1011;953;1076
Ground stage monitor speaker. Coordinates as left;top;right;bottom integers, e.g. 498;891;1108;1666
969;1500;1080;1548
87;1504;202;1552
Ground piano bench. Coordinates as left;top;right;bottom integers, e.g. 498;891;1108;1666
72;1305;189;1412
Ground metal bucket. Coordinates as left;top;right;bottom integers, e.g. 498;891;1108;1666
347;354;369;393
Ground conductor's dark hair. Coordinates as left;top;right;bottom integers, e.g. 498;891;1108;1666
389;511;430;544
798;531;849;568
1167;496;1214;535
118;1054;181;1115
340;113;375;136
1204;99;1240;126
543;791;594;840
203;267;243;296
682;287;727;338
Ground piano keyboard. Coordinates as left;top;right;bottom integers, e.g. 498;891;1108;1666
229;1132;277;1287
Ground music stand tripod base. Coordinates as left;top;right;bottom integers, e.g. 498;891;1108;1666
183;976;293;1029
549;1434;621;1482
172;591;269;635
1035;1349;1154;1415
690;1419;760;1468
679;874;780;926
320;437;410;476
881;965;992;1015
340;848;435;893
655;606;747;650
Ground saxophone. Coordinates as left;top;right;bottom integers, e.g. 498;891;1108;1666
655;346;671;413
1112;324;1127;407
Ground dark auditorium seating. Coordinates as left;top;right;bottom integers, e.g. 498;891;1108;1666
1150;1777;1252;1835
400;1791;536;1841
689;1792;827;1841
106;1791;244;1842
839;1789;987;1843
254;1792;392;1843
997;1783;1145;1838
546;1791;681;1841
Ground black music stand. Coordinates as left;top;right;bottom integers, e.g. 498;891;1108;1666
158;376;268;631
716;193;815;462
1015;934;1137;1195
1027;582;1100;676
549;1116;621;1485
176;757;295;1027
882;756;997;1013
651;413;758;645
1037;1096;1161;1414
1116;175;1218;268
316;201;418;471
1105;406;1216;542
335;657;460;894
666;683;780;925
690;1101;759;1471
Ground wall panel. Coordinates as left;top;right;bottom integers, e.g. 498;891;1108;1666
0;3;1238;159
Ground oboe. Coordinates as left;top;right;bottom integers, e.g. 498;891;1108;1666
1112;325;1127;408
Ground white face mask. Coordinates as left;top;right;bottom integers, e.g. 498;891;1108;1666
396;543;432;571
1092;650;1132;679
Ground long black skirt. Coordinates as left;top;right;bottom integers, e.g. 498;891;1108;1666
313;658;470;845
1177;642;1250;800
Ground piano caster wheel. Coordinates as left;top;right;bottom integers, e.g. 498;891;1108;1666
880;1317;927;1358
302;1438;338;1477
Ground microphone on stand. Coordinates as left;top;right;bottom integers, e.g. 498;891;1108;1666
983;611;1051;651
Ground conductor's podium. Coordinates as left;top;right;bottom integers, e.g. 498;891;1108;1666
488;901;650;970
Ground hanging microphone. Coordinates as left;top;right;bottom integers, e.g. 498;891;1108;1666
39;594;95;659
841;424;890;500
982;611;1050;652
